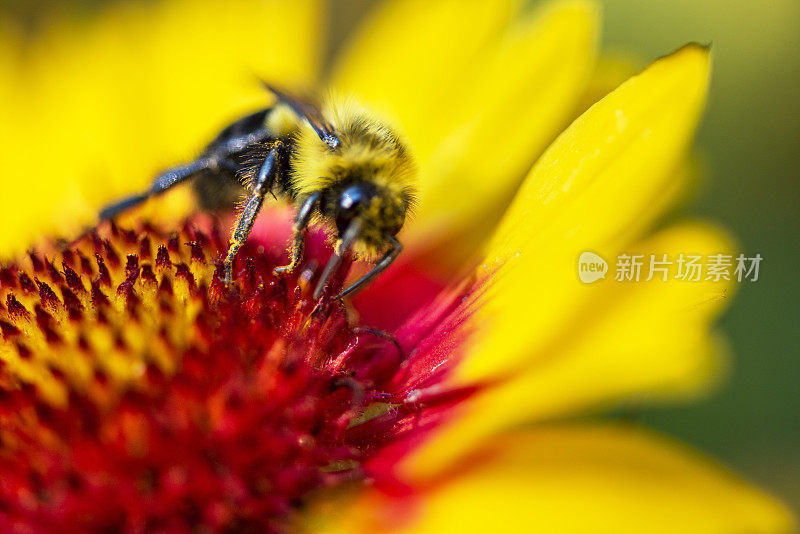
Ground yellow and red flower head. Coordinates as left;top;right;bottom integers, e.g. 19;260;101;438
0;215;484;531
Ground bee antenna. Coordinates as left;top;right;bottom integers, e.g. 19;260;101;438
258;79;341;150
314;219;362;300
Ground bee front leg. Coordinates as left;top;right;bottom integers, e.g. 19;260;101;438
334;235;402;300
222;142;283;285
274;191;322;275
99;158;213;221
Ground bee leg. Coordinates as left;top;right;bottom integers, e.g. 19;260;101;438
99;121;272;221
222;143;283;285
99;158;213;220
314;220;363;300
335;235;403;300
352;326;404;359
274;192;322;275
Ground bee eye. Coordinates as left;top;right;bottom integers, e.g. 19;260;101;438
339;187;366;211
335;186;368;235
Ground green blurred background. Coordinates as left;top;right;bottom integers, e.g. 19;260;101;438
595;0;800;509
2;0;798;509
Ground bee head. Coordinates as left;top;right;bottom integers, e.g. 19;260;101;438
289;101;418;299
293;102;417;256
313;180;409;300
334;182;406;245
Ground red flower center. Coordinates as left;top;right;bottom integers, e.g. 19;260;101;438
0;214;478;532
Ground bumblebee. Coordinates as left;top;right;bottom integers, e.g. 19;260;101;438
100;83;417;299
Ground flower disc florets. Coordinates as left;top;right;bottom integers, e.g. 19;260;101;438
0;215;475;532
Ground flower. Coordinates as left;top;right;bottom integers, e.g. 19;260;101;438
0;0;795;533
0;215;478;531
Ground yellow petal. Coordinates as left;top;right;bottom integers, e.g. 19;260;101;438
0;0;322;257
330;0;520;156
404;44;719;481
406;0;599;261
462;43;713;383
404;221;736;478
326;425;795;534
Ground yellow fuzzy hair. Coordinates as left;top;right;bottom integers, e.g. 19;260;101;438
291;100;416;198
290;99;418;256
264;103;302;139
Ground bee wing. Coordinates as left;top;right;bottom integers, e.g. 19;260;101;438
260;81;340;149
